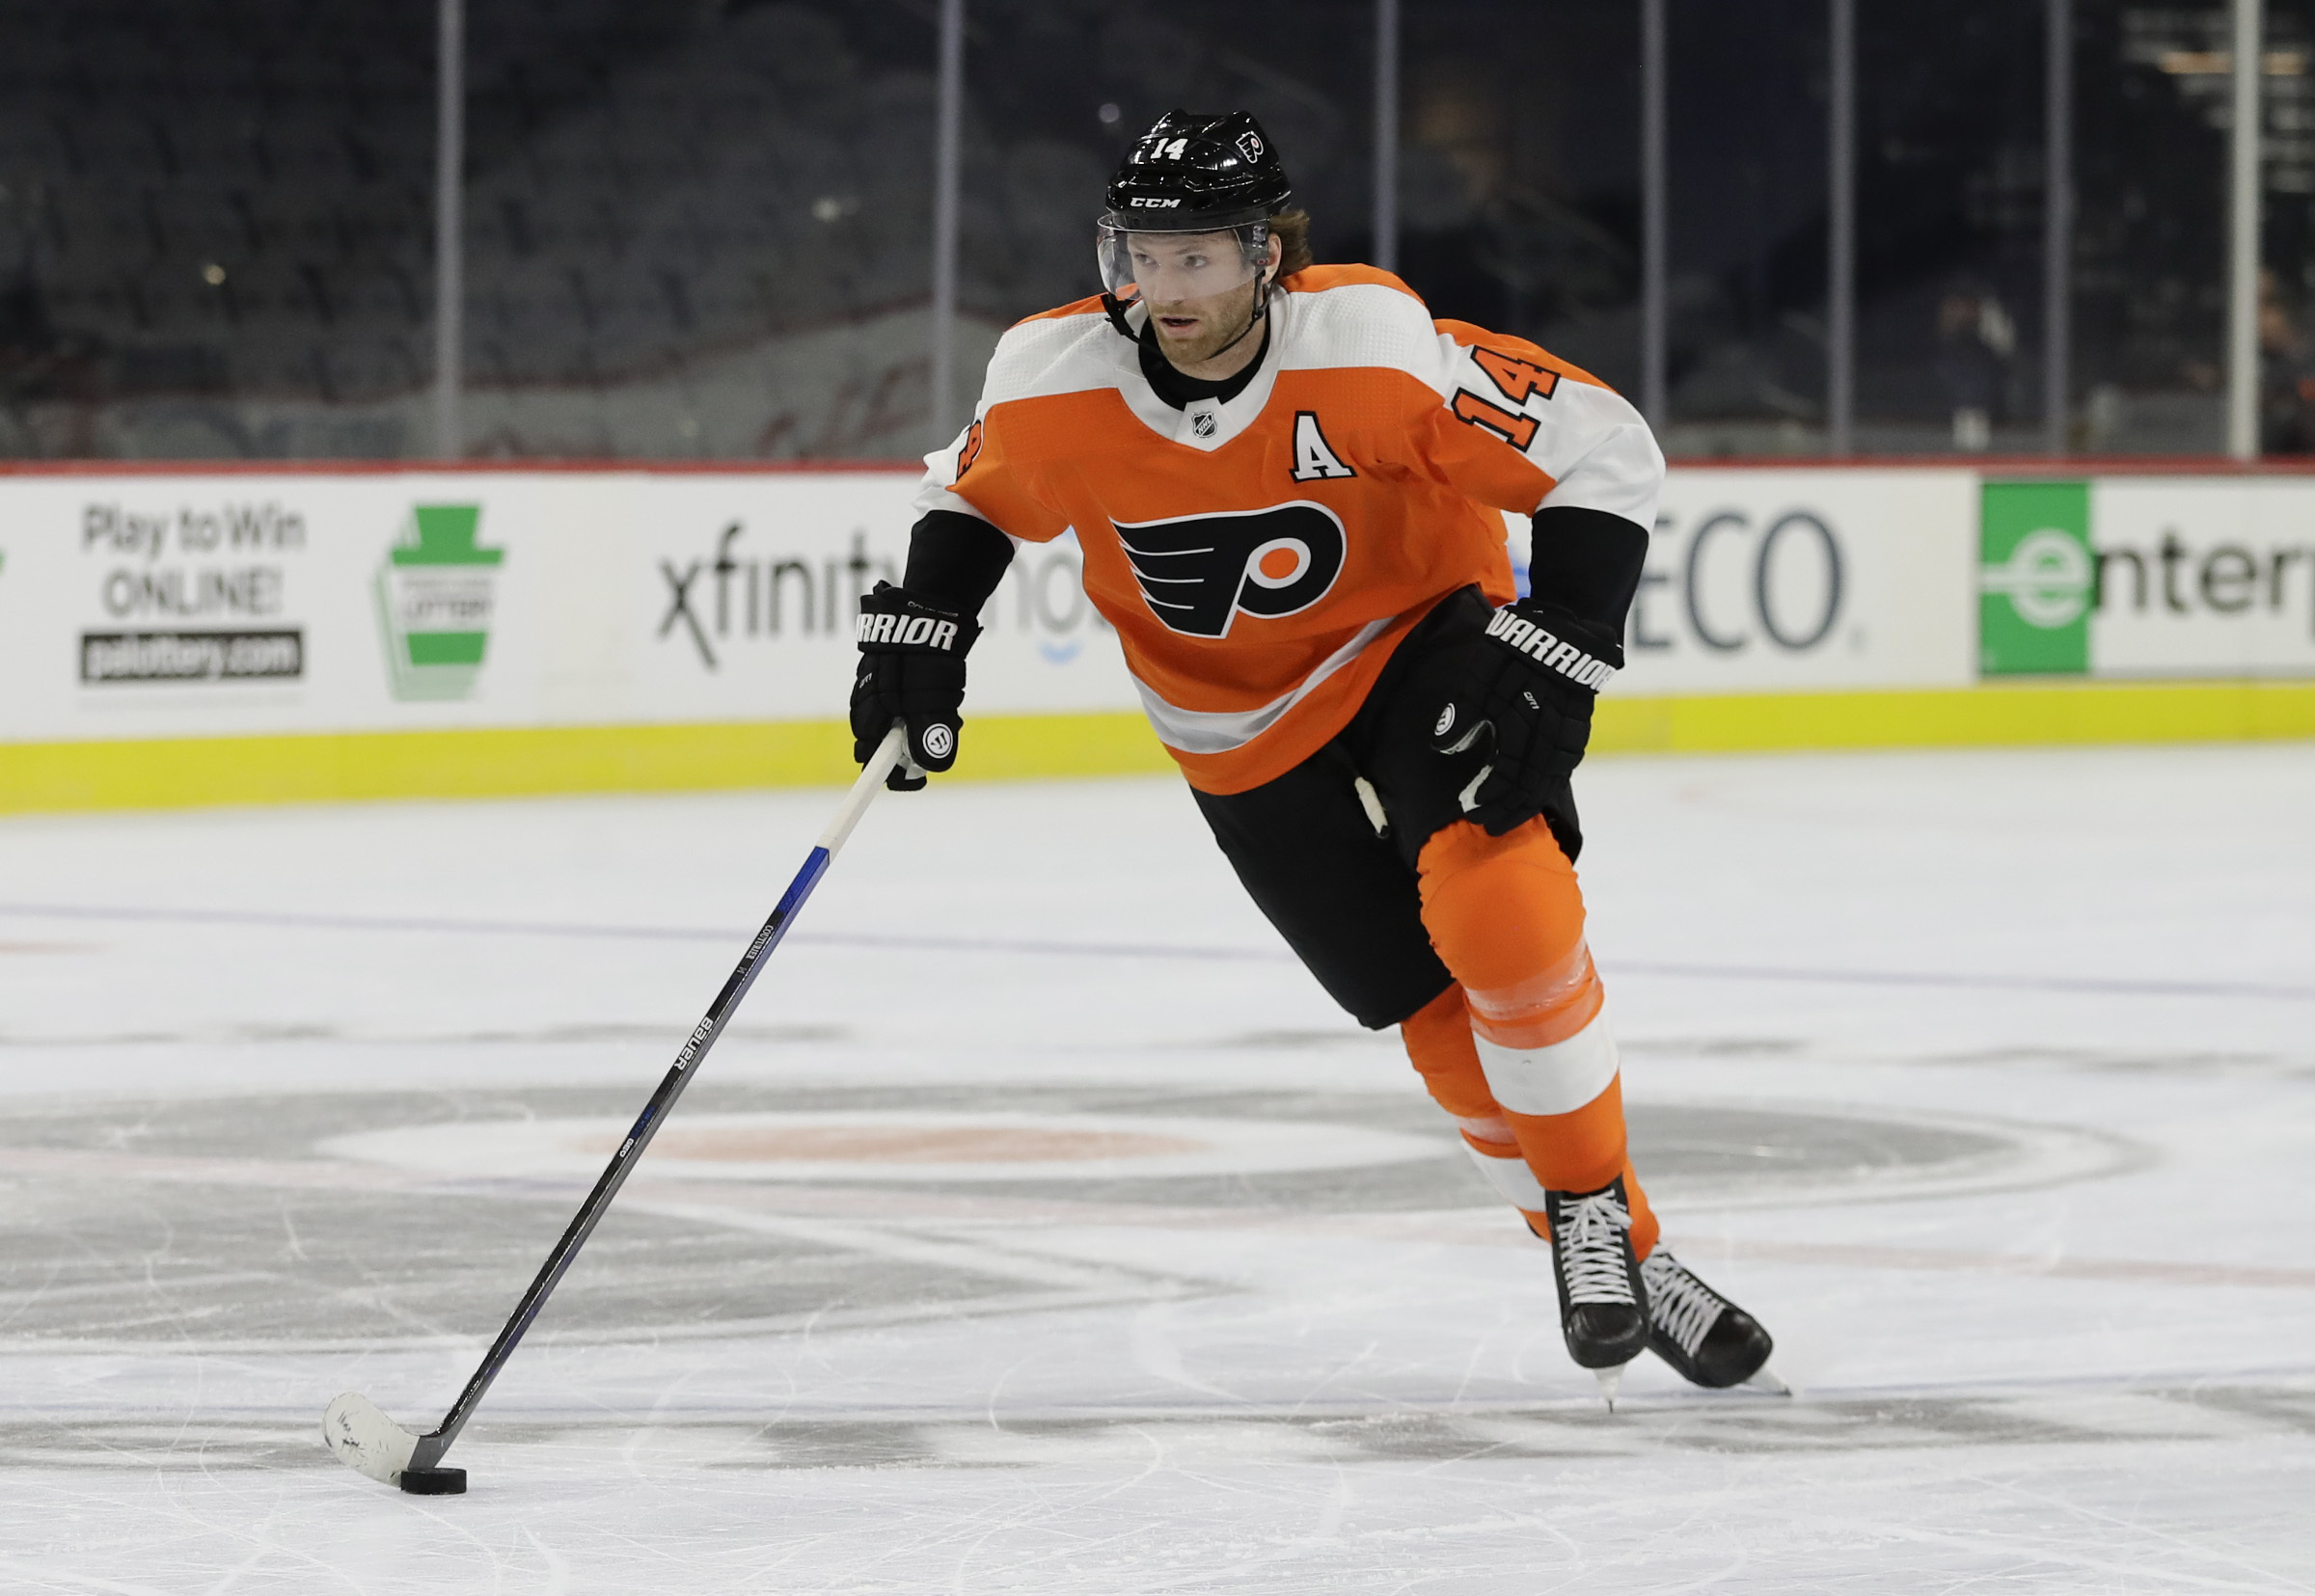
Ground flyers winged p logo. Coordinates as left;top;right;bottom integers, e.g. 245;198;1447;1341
1113;501;1346;638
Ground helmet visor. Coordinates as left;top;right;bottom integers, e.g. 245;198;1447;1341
1097;217;1270;306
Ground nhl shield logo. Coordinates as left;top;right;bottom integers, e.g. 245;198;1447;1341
1190;410;1218;439
1114;500;1346;638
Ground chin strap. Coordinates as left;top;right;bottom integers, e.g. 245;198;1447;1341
1200;276;1271;364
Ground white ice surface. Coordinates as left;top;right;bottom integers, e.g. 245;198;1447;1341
4;743;2314;1592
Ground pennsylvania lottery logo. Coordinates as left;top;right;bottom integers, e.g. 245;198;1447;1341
375;504;504;701
1978;482;2091;675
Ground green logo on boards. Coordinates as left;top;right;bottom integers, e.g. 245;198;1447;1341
1979;481;2091;676
374;504;504;700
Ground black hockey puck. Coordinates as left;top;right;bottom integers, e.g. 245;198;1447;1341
398;1467;467;1496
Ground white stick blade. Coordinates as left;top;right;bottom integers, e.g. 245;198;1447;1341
323;1392;422;1484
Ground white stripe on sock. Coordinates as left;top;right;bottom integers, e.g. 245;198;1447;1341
1471;1004;1620;1117
1462;1140;1552;1210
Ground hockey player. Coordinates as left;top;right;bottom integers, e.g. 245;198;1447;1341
851;111;1774;1397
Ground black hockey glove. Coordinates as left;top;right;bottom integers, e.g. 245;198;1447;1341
851;581;981;792
1428;598;1621;837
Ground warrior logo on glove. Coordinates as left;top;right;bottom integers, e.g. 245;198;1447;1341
1480;606;1617;690
851;581;980;791
1430;595;1624;839
854;610;964;652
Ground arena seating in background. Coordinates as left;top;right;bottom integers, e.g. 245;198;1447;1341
0;0;1102;460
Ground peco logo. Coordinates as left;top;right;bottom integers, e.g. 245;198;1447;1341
1629;505;1846;657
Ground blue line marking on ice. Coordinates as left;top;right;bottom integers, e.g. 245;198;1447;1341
1;900;2310;1002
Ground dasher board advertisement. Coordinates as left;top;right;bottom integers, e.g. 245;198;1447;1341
0;472;1135;744
1980;477;2315;679
1605;469;1976;695
22;464;2307;754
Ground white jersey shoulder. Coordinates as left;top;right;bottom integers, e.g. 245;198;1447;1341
1275;275;1447;390
1433;329;1663;525
982;304;1134;408
913;304;1131;521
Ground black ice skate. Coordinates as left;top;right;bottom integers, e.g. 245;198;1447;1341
1639;1247;1784;1393
1539;1177;1649;1404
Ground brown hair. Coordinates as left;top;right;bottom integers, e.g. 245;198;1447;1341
1270;208;1315;279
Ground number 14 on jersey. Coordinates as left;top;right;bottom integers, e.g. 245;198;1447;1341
1452;347;1561;451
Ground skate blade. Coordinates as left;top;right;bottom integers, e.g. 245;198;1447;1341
1742;1366;1792;1396
1593;1366;1623;1411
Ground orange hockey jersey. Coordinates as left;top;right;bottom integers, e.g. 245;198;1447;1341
912;264;1665;795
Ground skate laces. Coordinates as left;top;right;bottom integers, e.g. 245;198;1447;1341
1554;1190;1636;1305
1641;1250;1725;1356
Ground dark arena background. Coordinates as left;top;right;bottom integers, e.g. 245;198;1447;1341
2;5;2312;1593
6;0;2315;462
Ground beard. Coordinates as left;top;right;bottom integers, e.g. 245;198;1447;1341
1148;283;1262;368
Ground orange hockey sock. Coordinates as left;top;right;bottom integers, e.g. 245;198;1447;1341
1401;984;1549;1229
1406;816;1659;1258
1401;982;1661;1257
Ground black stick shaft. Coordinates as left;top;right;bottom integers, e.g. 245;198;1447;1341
406;732;904;1471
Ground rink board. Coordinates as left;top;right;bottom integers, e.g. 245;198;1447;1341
2;461;2312;811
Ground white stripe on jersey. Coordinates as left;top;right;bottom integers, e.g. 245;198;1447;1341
1130;616;1391;754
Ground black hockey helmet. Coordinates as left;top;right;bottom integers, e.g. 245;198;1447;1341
1097;111;1293;321
1103;110;1294;230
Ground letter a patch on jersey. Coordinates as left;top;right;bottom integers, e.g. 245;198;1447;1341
1114;501;1347;638
1290;411;1356;482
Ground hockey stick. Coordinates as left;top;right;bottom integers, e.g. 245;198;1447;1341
323;723;913;1495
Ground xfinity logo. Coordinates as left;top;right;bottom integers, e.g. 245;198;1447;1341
658;521;894;669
